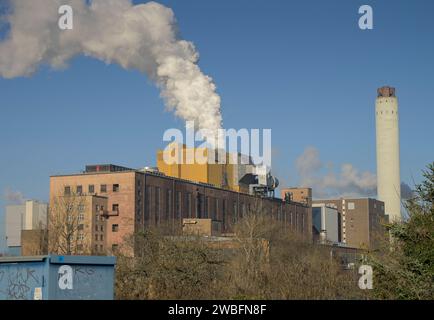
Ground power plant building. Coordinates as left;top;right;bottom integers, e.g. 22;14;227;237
50;164;312;254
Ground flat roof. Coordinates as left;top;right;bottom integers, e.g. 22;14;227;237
50;168;309;208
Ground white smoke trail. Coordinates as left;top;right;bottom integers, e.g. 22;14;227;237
3;187;25;204
0;0;222;134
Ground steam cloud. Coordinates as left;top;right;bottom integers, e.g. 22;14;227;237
296;147;377;198
0;0;222;134
3;188;25;204
400;182;414;199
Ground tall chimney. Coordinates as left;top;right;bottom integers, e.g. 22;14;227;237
375;86;402;222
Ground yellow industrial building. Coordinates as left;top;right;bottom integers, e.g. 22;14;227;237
157;143;250;193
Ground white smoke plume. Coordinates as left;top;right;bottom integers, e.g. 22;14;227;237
0;0;222;134
3;187;25;204
296;147;377;198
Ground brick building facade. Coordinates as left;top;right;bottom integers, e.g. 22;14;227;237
50;164;312;253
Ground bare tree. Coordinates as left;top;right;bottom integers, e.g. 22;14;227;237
48;189;90;255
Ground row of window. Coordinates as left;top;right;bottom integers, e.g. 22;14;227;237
142;186;305;231
64;184;120;195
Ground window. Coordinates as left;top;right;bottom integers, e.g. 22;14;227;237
197;193;203;218
145;187;151;223
112;224;119;232
112;204;119;212
95;234;98;241
95;245;98;252
204;196;209;219
112;244;119;251
155;187;161;225
95;225;98;232
96;205;100;211
76;185;83;194
100;234;103;241
100;225;104;232
100;184;107;193
166;189;172;220
113;184;120;192
176;192;182;219
100;245;103;251
77;244;83;251
348;202;355;210
78;224;84;231
89;185;95;193
186;193;192;218
213;198;219;220
64;186;71;196
222;199;227;228
78;233;84;241
232;201;238;224
78;204;85;212
78;213;84;221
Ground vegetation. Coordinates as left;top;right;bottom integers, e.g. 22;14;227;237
370;162;434;299
115;216;364;300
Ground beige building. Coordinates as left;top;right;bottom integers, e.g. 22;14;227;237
281;188;312;206
312;198;388;249
47;193;108;255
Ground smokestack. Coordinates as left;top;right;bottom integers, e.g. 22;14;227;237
375;86;402;222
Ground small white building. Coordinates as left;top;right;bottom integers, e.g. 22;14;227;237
5;200;48;252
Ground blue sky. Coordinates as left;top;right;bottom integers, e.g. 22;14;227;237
1;0;433;252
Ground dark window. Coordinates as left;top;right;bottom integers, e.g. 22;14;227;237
95;225;98;232
113;184;120;192
100;225;104;232
176;192;182;219
76;185;83;194
214;198;219;221
89;185;95;193
145;187;151;223
232;201;238;224
204;197;209;219
186;193;192;218
197;193;203;218
78;224;84;231
112;244;119;252
77;245;83;251
112;224;119;232
64;186;71;196
100;234;103;241
166;189;172;220
112;204;119;212
222;199;227;229
95;234;98;241
101;184;107;193
155;187;160;225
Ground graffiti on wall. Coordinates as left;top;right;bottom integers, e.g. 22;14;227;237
0;267;41;300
